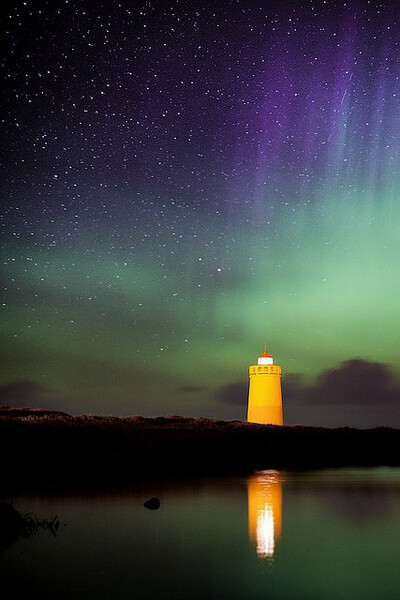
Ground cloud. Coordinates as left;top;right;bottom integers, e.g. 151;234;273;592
0;380;47;406
178;386;206;393
216;359;400;410
283;359;400;406
215;382;248;406
215;359;400;427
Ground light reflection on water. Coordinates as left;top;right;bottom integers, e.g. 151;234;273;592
247;471;282;559
2;468;400;599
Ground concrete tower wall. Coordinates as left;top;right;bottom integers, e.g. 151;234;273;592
247;364;283;425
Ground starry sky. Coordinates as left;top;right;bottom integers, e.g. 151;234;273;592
1;0;399;427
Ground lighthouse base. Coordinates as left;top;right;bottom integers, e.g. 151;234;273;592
247;405;283;426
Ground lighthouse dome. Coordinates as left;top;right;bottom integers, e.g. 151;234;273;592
258;349;274;365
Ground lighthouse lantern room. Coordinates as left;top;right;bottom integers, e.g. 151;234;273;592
257;346;274;365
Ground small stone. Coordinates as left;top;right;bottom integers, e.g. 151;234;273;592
143;497;160;510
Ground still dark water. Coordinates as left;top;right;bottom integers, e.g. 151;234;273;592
2;468;400;599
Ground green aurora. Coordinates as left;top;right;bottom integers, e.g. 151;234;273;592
2;188;400;425
1;1;399;427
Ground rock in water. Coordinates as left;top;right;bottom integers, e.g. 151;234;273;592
0;503;22;550
143;497;160;510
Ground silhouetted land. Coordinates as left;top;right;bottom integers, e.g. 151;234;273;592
1;407;399;490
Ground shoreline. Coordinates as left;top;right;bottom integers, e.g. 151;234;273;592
1;409;400;491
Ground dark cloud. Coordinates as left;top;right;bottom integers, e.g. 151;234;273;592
178;386;206;393
215;360;400;428
284;359;400;407
215;382;248;406
0;380;47;406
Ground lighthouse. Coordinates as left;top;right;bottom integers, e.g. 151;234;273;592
247;346;283;425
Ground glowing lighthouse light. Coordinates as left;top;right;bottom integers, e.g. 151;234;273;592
247;345;283;425
258;346;274;365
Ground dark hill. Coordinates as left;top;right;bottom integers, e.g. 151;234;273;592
0;406;70;418
1;409;399;490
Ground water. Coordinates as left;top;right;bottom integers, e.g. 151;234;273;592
2;468;400;599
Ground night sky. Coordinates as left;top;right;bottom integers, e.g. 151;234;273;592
1;0;399;427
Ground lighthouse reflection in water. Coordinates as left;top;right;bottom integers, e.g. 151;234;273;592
248;471;282;559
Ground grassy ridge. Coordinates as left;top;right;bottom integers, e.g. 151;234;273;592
1;407;400;489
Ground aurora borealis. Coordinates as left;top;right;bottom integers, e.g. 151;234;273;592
1;0;399;426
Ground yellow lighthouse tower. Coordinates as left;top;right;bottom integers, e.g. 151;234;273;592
247;346;283;425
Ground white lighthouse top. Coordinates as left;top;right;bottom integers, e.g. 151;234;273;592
257;346;274;365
